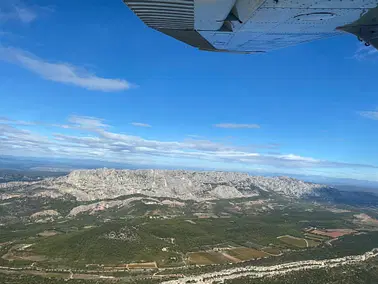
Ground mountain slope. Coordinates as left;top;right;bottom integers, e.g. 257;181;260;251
0;169;339;202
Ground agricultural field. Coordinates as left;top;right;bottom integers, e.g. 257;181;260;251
304;233;330;242
38;231;59;237
308;229;357;238
127;262;157;269
186;247;268;265
277;235;319;248
261;247;282;256
187;251;229;265
226;247;268;261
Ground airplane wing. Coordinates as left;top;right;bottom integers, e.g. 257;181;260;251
337;5;378;50
123;0;378;53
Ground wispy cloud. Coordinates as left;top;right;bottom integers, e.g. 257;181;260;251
0;1;37;23
187;134;203;138
359;109;378;120
13;6;37;23
1;115;376;174
0;47;133;92
131;122;152;128
214;123;260;129
246;143;280;149
353;44;378;61
0;116;36;126
0;115;108;130
68;115;109;129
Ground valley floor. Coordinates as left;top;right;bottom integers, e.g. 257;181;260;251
0;248;378;284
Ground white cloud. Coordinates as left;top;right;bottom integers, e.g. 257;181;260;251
277;154;318;162
359;110;378;120
0;115;108;129
0;1;37;24
187;134;203;138
353;44;378;61
131;122;152;128
214;123;260;129
0;116;36;126
68;115;109;129
0;47;133;92
14;6;36;23
1;115;377;174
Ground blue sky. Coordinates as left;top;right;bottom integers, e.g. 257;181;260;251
0;0;377;181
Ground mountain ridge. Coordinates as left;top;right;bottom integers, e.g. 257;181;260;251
1;169;337;202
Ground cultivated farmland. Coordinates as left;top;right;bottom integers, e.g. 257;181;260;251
187;251;229;265
226;247;268;261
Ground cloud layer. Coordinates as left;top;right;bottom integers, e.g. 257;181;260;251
353;44;378;61
13;6;36;23
131;122;152;128
359;110;378;120
1;116;376;175
214;123;260;129
0;47;132;92
0;1;37;24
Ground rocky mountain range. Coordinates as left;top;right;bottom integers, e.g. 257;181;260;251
0;169;344;202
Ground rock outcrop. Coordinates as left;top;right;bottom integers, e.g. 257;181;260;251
0;169;334;202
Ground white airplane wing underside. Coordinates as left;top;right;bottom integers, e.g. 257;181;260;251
124;0;378;53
